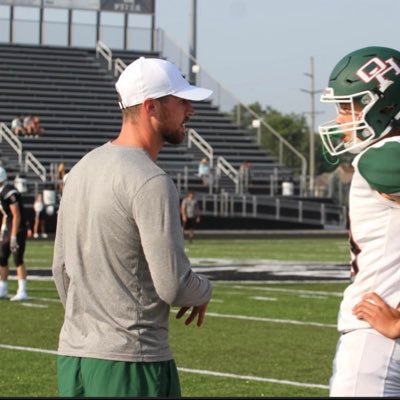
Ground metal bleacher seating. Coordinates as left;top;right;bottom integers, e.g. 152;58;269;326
0;43;292;193
0;43;345;229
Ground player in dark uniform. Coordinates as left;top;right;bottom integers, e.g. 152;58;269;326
0;167;28;301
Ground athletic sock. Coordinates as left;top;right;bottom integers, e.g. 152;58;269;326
18;279;27;293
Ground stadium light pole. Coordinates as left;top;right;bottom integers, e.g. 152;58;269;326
189;0;197;84
300;56;323;196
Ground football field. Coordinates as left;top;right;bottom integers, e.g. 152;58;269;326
0;237;349;397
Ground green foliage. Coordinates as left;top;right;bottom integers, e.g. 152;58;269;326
231;102;345;175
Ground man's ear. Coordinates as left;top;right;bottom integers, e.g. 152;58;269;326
142;98;157;114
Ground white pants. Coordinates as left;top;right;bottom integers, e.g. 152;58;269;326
330;329;400;397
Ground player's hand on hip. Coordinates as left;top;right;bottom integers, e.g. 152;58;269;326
352;292;400;339
176;304;208;327
10;236;19;253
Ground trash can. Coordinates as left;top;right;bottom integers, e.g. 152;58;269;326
282;180;294;196
43;189;56;205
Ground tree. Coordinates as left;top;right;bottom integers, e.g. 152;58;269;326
231;102;339;175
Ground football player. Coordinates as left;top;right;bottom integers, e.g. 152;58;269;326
0;166;28;301
319;46;400;396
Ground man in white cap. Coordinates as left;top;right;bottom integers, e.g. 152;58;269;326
53;57;213;397
0;166;28;301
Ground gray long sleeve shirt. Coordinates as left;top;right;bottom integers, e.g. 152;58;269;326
52;142;212;362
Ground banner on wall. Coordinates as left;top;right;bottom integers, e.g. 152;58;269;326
0;0;155;13
100;0;154;14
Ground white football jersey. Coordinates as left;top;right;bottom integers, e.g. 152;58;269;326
337;137;400;332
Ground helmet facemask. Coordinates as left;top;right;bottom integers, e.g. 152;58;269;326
319;89;377;156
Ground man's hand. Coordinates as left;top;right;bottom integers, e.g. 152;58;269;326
176;304;208;327
10;236;18;253
352;292;400;339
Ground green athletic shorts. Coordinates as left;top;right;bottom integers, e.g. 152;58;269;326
57;355;181;397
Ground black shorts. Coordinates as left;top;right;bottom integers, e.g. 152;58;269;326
184;217;197;230
0;229;27;267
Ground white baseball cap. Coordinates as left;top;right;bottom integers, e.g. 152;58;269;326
115;57;213;109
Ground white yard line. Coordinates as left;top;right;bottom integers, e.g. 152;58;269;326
205;312;336;328
0;344;329;391
250;296;277;301
27;296;336;328
231;284;343;297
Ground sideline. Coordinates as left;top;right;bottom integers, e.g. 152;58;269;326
0;344;329;391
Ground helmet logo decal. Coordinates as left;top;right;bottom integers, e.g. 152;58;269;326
356;57;400;89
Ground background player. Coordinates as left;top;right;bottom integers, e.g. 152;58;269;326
318;46;400;397
181;191;201;243
0;166;28;301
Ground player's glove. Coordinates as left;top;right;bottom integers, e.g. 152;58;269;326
10;236;18;253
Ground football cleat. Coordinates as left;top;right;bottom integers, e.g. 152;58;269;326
10;291;28;301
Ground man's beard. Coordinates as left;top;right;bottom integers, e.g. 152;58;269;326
161;126;186;145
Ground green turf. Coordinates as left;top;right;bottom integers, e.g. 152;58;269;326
0;238;350;397
24;236;350;268
184;237;349;262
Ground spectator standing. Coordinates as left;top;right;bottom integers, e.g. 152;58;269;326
239;160;252;193
11;115;25;136
0;167;28;301
52;57;213;397
181;191;201;243
197;158;210;185
33;193;47;239
56;162;66;195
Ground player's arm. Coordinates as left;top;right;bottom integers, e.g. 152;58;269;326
195;202;201;222
353;292;400;339
180;200;187;222
134;176;212;326
52;201;69;307
9;202;21;237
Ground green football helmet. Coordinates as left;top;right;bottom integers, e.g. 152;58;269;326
319;46;400;156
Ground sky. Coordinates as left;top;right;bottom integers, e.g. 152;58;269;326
154;0;400;128
2;0;400;130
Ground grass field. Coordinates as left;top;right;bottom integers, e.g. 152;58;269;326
0;237;350;397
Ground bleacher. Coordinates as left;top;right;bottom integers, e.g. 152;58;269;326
0;43;344;230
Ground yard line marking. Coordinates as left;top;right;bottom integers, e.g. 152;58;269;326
299;295;327;300
20;303;48;309
178;367;329;390
205;312;336;328
0;344;57;355
15;295;336;328
29;296;60;303
250;296;277;301
0;344;329;391
232;285;343;297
